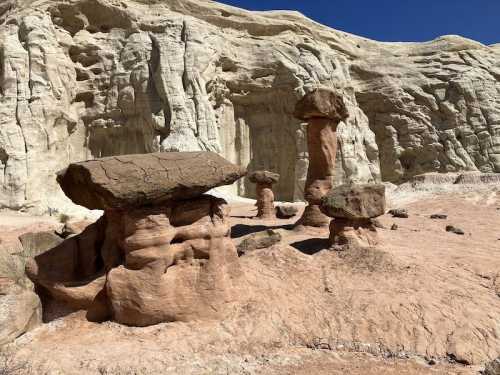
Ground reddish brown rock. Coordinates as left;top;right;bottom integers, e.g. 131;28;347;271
248;171;280;219
294;88;348;121
320;184;386;248
106;196;243;326
294;88;348;227
27;152;246;326
57;152;246;210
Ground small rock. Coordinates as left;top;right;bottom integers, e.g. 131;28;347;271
427;358;437;366
484;357;500;375
371;218;385;229
430;214;447;220
237;229;282;256
388;208;409;218
276;205;299;219
391;224;398;230
446;225;465;235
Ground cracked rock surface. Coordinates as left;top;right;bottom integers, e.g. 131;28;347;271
57;151;246;210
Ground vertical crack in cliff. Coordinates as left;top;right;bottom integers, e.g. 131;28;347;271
148;33;171;140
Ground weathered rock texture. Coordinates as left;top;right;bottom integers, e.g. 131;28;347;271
248;170;279;219
295;88;348;227
0;0;499;213
0;223;62;345
0;280;41;346
26;152;245;326
321;184;386;248
57;151;245;210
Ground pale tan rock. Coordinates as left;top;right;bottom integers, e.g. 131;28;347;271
0;0;382;214
2;0;500;214
0;281;42;346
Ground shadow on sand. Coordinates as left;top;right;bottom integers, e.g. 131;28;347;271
290;238;330;255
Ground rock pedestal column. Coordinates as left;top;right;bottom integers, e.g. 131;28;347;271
294;88;348;227
248;171;280;219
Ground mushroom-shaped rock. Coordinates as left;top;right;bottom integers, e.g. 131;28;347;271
248;171;280;219
27;152;247;326
57;152;246;210
320;184;386;248
294;88;348;227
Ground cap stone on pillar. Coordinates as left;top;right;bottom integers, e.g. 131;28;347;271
248;171;280;185
57;151;246;210
320;184;386;220
320;184;386;248
294;88;349;122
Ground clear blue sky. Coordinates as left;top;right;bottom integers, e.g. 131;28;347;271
217;0;499;45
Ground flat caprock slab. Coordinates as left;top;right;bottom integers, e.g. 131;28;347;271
57;152;246;210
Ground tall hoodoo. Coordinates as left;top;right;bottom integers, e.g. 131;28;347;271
26;152;247;326
294;88;348;227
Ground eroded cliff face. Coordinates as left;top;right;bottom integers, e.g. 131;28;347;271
0;0;498;213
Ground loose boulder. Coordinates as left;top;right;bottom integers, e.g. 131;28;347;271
276;205;299;219
389;209;409;218
446;225;465;235
430;214;448;220
237;229;282;256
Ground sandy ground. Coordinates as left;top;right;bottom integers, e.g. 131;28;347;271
1;187;500;374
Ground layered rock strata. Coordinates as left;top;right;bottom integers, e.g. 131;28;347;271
1;0;499;214
248;170;279;219
26;152;246;326
321;184;386;248
294;88;348;227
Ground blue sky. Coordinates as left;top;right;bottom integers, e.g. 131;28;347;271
217;0;499;45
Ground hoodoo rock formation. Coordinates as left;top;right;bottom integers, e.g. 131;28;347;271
294;88;348;227
248;170;279;219
320;184;386;248
26;151;247;326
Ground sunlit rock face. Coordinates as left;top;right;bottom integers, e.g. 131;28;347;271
1;0;499;213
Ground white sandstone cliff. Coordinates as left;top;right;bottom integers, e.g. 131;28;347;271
0;0;498;213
